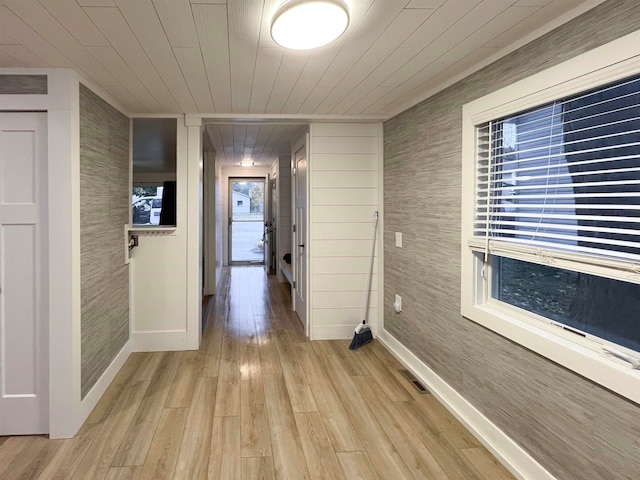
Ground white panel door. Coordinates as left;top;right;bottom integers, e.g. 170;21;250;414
0;112;48;435
293;139;307;332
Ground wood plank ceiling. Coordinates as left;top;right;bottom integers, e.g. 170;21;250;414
0;0;597;166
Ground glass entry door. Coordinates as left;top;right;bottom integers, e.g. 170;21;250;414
229;178;265;264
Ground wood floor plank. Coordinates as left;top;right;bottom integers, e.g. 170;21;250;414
329;340;370;376
173;377;217;480
369;340;404;370
310;340;336;358
294;412;345;480
131;353;164;382
137;408;187;480
240;330;261;377
263;374;311;480
357;346;413;402
200;313;223;377
242;456;275;480
387;368;431;403
353;375;451;480
275;331;318;413
207;416;241;480
0;437;31;477
104;466;141;480
417;395;481;449
1;436;61;480
36;423;101;480
112;353;146;385
214;327;241;416
165;351;199;409
393;399;488;480
335;451;380;480
461;447;516;480
71;381;149;480
240;336;271;457
86;382;127;425
322;354;415;480
113;352;181;466
258;331;283;375
299;343;363;452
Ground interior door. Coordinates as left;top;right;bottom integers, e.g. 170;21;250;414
0;112;48;435
293;139;307;332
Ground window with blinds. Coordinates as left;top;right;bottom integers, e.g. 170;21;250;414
461;36;640;403
474;74;640;264
472;72;640;354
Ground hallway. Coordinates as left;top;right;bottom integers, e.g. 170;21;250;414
0;266;514;480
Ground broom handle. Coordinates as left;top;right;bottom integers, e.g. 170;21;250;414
363;211;379;324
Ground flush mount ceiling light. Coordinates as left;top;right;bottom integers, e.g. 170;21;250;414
271;0;349;50
240;160;255;167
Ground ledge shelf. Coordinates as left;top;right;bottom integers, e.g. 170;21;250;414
127;225;177;234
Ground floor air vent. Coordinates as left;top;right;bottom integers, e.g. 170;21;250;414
399;369;430;394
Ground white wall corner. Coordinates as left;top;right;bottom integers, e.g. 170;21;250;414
376;329;557;480
376;122;384;333
47;74;84;439
186;117;203;350
303;131;311;338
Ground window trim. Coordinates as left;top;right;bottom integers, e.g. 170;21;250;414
461;30;640;405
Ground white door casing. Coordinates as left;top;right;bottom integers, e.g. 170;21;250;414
0;112;48;435
293;136;308;333
264;174;270;272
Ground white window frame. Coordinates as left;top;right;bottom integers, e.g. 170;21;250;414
461;30;640;405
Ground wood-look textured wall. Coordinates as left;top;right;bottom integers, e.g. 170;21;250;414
0;74;47;94
310;123;380;339
79;84;130;399
383;1;640;479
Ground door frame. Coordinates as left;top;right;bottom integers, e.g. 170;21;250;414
291;132;310;337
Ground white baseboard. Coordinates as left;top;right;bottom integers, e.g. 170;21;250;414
77;340;132;432
377;329;556;480
131;330;187;352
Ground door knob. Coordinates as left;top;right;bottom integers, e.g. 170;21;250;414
298;244;305;248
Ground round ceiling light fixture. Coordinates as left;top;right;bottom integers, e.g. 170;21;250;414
271;0;349;50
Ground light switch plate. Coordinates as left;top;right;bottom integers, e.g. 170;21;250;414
395;232;402;248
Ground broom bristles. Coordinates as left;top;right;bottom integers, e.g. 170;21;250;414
349;324;373;350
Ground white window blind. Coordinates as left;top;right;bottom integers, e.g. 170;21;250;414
473;74;640;264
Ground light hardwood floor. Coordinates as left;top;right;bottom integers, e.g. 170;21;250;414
0;266;515;480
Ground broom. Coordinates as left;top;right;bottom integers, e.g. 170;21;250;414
349;211;378;350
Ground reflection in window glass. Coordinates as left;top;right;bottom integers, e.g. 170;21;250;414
492;255;640;352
